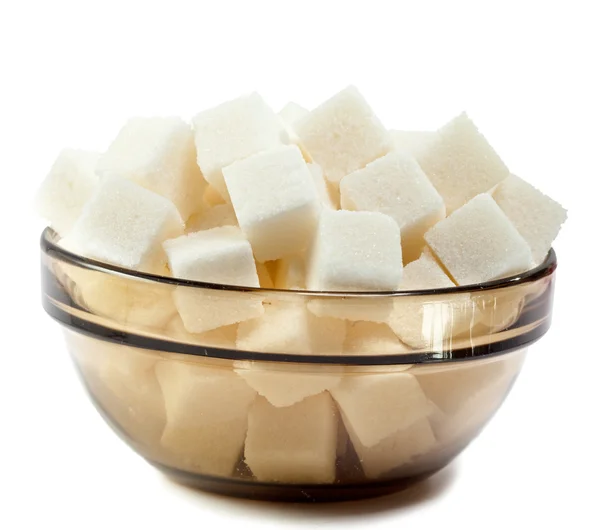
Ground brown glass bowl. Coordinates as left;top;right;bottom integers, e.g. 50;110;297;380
40;228;556;502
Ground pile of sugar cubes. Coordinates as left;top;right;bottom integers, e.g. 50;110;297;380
38;86;567;483
37;86;566;297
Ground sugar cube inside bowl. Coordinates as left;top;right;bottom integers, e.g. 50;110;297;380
416;112;509;213
223;145;321;262
155;360;257;476
295;86;392;186
36;149;99;236
62;177;184;274
96;116;206;221
425;193;534;285
64;331;166;448
244;393;338;484
306;209;403;323
192;93;287;200
163;227;264;333
340;151;445;263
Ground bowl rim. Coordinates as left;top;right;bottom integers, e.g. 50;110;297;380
41;227;557;297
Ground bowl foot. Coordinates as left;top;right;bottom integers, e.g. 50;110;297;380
150;460;439;503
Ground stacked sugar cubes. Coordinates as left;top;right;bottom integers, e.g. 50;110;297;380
37;85;567;484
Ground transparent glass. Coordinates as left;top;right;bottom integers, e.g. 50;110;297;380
40;228;556;501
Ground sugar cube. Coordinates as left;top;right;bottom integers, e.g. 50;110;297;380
417;113;509;213
308;163;338;209
306;210;403;322
80;274;176;328
307;210;403;291
163;227;263;333
295;86;392;184
185;203;237;233
344;321;412;355
65;331;166;445
340;151;445;263
236;302;346;356
63;178;183;273
425;194;534;285
165;315;238;350
96;117;205;221
235;360;342;407
492;174;567;264
155;360;257;476
36;149;99;236
273;255;306;290
415;355;519;416
278;101;309;127
346;417;436;479
223;145;321;262
426;350;526;446
244;393;338;483
278;102;309;147
390;130;438;159
387;249;476;348
192;93;287;200
330;372;432;447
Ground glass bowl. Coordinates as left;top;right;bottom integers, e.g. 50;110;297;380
40;228;556;502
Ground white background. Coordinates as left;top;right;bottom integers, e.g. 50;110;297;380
1;1;599;528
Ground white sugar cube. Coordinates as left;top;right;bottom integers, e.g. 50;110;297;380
278;101;309;126
244;393;338;484
344;322;412;355
307;210;403;291
63;178;183;273
96;117;205;221
417;113;509;213
223;145;321;262
398;248;455;289
192;93;287;200
164;227;260;287
36;149;99;236
347;417;436;479
390;130;438;159
155;361;256;476
306;210;403;323
274;255;306;290
278;101;310;148
235;360;342;407
163;227;263;333
416;355;520;416
430;355;524;447
236;302;346;356
308;163;338;209
185;203;237;233
165;315;238;350
295;86;392;184
76;273;176;328
387;250;476;348
330;372;432;447
425;194;534;285
65;331;166;445
492;174;567;264
340;151;445;263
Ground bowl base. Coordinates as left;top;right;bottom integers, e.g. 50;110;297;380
150;460;439;503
